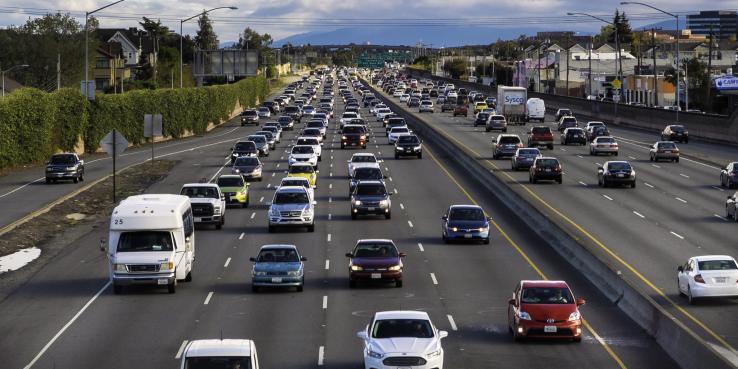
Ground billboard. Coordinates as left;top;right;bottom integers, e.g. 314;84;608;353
714;75;738;91
193;49;258;77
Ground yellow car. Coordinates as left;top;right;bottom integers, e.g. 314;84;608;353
473;102;488;114
288;163;317;187
217;174;250;207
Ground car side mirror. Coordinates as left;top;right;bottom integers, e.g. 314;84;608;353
356;331;369;340
597;166;603;172
249;257;256;262
729;196;735;200
300;256;308;262
230;147;233;151
399;252;407;258
576;298;586;306
438;330;449;339
99;238;107;252
79;160;84;165
220;194;225;200
508;298;517;306
345;252;353;258
441;215;447;220
487;217;492;221
312;201;317;205
677;265;684;273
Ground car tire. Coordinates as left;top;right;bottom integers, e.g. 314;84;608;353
349;280;356;288
418;153;422;159
45;178;51;184
614;152;618;156
492;154;498;160
573;335;582;343
252;285;258;293
113;284;123;295
79;173;84;181
676;158;680;163
602;179;608;188
649;154;654;162
556;177;562;184
351;213;357;220
318;156;322;162
483;238;490;245
297;284;304;292
395;154;399;159
485;128;490;132
185;270;193;282
73;177;78;184
308;224;315;232
385;212;391;219
395;280;403;288
168;280;176;294
734;209;738;223
268;225;275;233
631;181;636;188
687;287;696;305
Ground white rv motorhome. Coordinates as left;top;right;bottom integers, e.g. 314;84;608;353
105;194;195;294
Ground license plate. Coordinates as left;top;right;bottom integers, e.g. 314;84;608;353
665;151;671;154
617;174;624;178
544;325;557;333
464;233;473;238
371;273;382;279
271;277;282;283
545;168;552;172
367;207;375;211
351;143;357;146
157;278;168;285
715;277;728;283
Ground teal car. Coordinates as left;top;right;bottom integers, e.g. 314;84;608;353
217;174;249;208
250;244;306;292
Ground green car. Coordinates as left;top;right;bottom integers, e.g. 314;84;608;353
217;174;250;208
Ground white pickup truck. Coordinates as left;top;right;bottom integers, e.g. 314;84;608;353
180;183;226;229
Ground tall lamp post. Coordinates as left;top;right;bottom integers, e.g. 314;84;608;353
567;12;622;99
85;0;126;99
2;64;29;98
621;1;680;121
180;6;238;88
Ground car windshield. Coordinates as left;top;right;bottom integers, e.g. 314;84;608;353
398;135;420;144
449;208;485;221
671;125;685;132
421;101;432;105
519;149;540;156
181;187;219;199
608;162;631;171
278;117;292;123
234;142;255;151
391;128;409;134
499;136;520;144
242;110;257;116
597;137;615;143
537;159;559;167
532;127;551;134
256;132;273;140
343;113;358;118
257;248;300;262
285;106;300;113
258;107;269;112
292;146;314;154
372;319;434;339
117;231;173;252
297;139;319;146
477;114;489;120
356;184;387;196
352;155;376;163
343;126;364;134
304;129;321;135
49;155;76;165
184;357;251;369
234;157;259;166
491;116;505;121
282;180;308;187
563;118;576;123
353;168;382;180
274;191;309;204
658;143;677;149
307;122;323;128
698;260;738;270
567;129;584;135
354;243;398;258
521;287;574;304
560;109;571;114
248;136;266;143
289;165;314;174
217;177;244;187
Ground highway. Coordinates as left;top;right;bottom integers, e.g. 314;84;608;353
368;74;738;357
0;74;675;369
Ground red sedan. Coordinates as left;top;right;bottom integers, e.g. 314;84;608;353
508;280;585;342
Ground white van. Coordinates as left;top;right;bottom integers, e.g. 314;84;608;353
105;194;195;294
526;98;546;122
180;339;259;369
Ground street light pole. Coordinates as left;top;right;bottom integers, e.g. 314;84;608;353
567;12;621;99
179;6;238;88
85;0;125;99
621;1;680;121
2;64;29;98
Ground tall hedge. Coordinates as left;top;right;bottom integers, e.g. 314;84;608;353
0;76;270;170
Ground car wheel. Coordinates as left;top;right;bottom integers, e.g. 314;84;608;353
678;279;685;296
548;144;553;150
73;177;78;184
252;285;259;293
483;238;490;245
79;173;84;181
297;284;304;292
602;179;608;188
598;177;603;187
113;284;123;295
493;154;498;160
351;213;357;220
308;223;315;232
318;156;322;162
385;212;392;219
349;280;357;288
216;221;223;230
168;280;176;294
185;270;193;282
45;178;51;184
268;225;275;233
556;177;563;184
726;206;732;219
417;153;422;159
395;154;399;159
573;335;582;343
687;286;696;305
685;139;688;144
631;181;636;188
734;209;738;223
649;154;654;162
485;128;490;132
675;158;680;163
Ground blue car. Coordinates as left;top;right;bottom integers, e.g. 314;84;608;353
250;244;306;292
441;205;491;244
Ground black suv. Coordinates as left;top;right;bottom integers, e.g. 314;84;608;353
349;167;384;195
283;106;302;123
661;124;689;143
350;180;392;219
474;112;490;127
45;153;84;184
394;134;422;159
241;109;259;126
230;141;258;163
561;128;586;145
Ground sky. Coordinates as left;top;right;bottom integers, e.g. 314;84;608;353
0;0;737;43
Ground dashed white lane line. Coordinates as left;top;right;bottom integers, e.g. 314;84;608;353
712;186;725;192
250;212;256;219
330;172;333;177
628;156;637;160
394;188;398;194
447;314;458;331
329;197;332;203
715;214;729;221
577;155;583;158
430;273;438;285
671;231;685;240
408;221;414;228
224;257;232;268
259;196;264;203
318;346;325;366
272;172;276;177
204;292;214;305
322;296;328;309
276;163;280;168
329;183;332;189
680;173;690;179
385;167;390;171
578;181;588;187
675;197;688;203
330;163;333;168
239;232;245;240
328;214;332;221
644;182;654;188
633;211;645;218
175;340;189;359
325;259;330;270
280;156;284;160
560;148;566;151
327;234;332;242
266;183;271;189
602;194;613;201
652;164;661;168
400;203;405;210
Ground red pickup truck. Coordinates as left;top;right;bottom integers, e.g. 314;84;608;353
453;105;468;117
527;126;554;150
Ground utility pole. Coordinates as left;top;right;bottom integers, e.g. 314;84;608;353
706;25;714;112
588;36;593;97
57;53;61;90
538;44;542;92
652;28;658;106
565;39;570;96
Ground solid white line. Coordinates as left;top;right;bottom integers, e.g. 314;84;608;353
250;212;256;219
578;181;588;187
447;314;458;331
327;234;332;242
671;231;685;240
400;203;405;210
430;273;438;285
175;340;189;359
23;281;111;369
418;242;424;251
715;214;729;221
322;296;328;309
602;194;613;201
652;164;661;168
204;292;213;305
318;346;325;366
644;182;654;188
675;197;688;203
259;196;264;203
239;232;245;240
633;211;645;218
224;257;232;268
408;220;413;228
680;173;690;178
0;177;44;199
712;186;725;192
325;259;330;270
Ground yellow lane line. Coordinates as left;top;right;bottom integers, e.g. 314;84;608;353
426;147;627;369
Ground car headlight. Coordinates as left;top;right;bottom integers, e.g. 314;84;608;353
214;206;221;214
287;270;301;276
367;349;384;359
414;145;422;150
478;226;489;232
426;348;442;358
518;311;532;320
233;169;241;173
568;310;581;321
113;263;127;272
342;135;347;140
269;208;279;216
236;191;244;197
388;264;401;271
253;167;262;174
451;227;458;232
350;265;363;271
232;153;238;157
253;271;267;276
354;200;362;206
46;167;52;171
66;166;77;171
159;262;174;271
302;208;313;215
379;199;389;206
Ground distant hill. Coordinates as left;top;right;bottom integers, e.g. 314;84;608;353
274;26;534;47
219;41;238;48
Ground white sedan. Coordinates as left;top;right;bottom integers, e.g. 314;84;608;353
678;255;738;304
399;94;410;102
288;145;318;169
376;108;393;121
357;310;447;369
393;90;403;97
347;153;381;176
388;127;411;144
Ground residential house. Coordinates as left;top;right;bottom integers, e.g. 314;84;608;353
97;28;159;78
94;42;130;92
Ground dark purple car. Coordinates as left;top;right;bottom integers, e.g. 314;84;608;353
346;239;405;288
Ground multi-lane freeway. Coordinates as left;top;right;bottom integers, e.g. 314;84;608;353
0;70;681;368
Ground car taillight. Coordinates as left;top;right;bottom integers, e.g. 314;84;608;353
496;144;501;148
517;143;523;148
556;165;562;172
694;274;705;283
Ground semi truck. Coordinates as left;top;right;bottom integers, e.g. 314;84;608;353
497;86;528;125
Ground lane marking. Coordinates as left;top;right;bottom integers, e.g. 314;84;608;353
628;156;637;160
329;183;332;189
715;214;729;221
394;188;398;194
400;203;405;210
602;194;613;201
633;211;645;219
408;220;413;228
322;296;328;309
417;243;424;252
239;232;245;240
175;340;189;359
330;172;333;177
644;182;654;188
577;155;583;158
23;281;111;369
318;346;325;366
430;273;438;285
329;197;332;203
675;197;688;203
250;212;256;219
327;234;332;242
679;173;690;179
671;231;685;240
328;214;332;221
578;181;588;187
712;186;725;192
259;196;264;203
204;292;213;305
325;259;330;270
224;257;231;268
266;183;271;189
447;314;458;331
652;164;661;168
272;172;276;177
